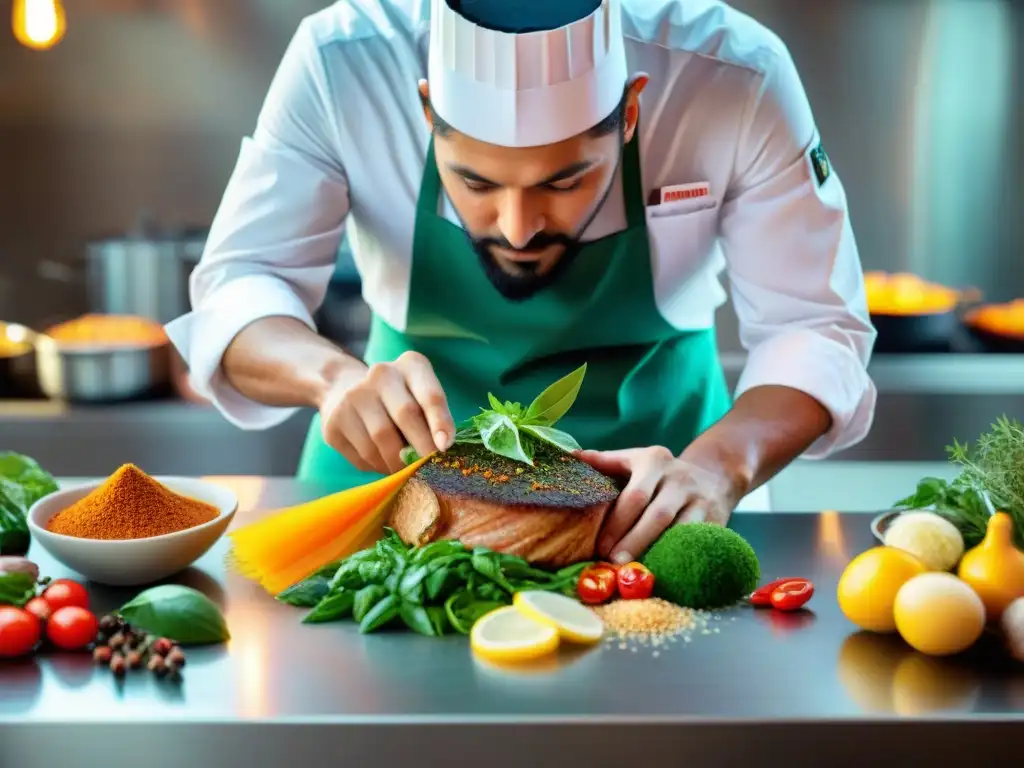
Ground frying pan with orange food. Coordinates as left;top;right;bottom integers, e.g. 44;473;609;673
865;272;972;353
964;300;1024;353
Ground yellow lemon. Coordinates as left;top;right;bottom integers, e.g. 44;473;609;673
893;572;985;656
837;546;927;632
513;591;604;645
470;606;560;663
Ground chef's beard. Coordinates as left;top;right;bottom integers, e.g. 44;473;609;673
471;233;582;302
469;167;622;301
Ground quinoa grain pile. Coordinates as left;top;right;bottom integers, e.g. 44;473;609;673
594;598;729;655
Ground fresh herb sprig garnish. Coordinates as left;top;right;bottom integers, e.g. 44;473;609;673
402;364;587;467
893;415;1024;549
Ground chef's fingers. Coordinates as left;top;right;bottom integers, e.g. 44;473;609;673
355;396;408;474
321;414;378;474
609;482;691;565
597;463;663;558
573;449;635;477
336;404;391;475
379;377;438;461
397;352;455;452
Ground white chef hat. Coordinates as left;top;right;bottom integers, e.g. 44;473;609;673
427;0;628;148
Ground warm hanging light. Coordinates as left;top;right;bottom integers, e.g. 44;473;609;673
12;0;67;51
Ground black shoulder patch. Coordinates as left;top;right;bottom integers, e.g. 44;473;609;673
810;142;831;187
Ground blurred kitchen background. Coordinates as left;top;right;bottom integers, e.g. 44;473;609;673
0;0;1021;506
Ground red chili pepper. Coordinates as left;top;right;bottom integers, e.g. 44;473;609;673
577;564;618;605
769;579;814;612
747;577;802;607
616;562;655;600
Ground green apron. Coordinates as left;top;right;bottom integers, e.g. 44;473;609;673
298;129;731;486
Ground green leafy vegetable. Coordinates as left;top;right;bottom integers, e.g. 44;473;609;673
398;364;589;468
118;585;230;645
0;452;59;507
523;363;587;425
893;416;1024;549
0;572;37;607
303;590;355;624
283;528;591;636
276;573;332;607
359;594;399;633
520;424;581;453
474;411;534;465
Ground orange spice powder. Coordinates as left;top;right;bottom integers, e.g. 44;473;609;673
46;464;218;540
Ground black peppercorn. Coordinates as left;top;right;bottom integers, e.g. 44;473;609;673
166;648;186;669
126;650;144;669
98;614;119;633
93;645;112;665
151;637;174;656
108;632;126;650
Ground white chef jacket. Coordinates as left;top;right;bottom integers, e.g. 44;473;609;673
166;0;877;459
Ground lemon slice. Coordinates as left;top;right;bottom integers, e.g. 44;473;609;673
470;606;560;663
513;591;604;645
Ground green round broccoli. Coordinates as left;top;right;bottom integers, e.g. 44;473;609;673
641;523;761;609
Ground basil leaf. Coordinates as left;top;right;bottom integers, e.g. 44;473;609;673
487;392;505;413
444;590;504;635
399;602;439;636
425;566;453;601
358;560;390;585
118;585;229;645
0;479;30;555
522;364;587;426
0;572;36;607
520;424;581;453
400;446;421;466
893;477;948;509
331;559;368;591
475;412;533;466
475;581;506;602
303;589;355;624
411;540;466;564
454;423;484;444
0;452;58;507
359;594;399;633
276;573;332;607
399;564;430;604
353;584;390;624
471;550;515;592
425;605;450;635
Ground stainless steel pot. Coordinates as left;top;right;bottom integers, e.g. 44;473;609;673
85;222;206;325
34;334;171;404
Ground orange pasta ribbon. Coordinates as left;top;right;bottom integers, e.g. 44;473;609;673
227;456;430;595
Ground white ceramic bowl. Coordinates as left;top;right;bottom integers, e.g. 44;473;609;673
27;476;238;586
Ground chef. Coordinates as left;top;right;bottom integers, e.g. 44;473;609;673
167;0;877;565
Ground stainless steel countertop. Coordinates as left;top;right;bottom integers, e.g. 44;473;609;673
1;477;1022;767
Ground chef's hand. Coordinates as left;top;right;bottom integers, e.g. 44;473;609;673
319;351;455;475
576;447;745;565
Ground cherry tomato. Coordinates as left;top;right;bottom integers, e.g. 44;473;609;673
616;562;655;600
24;597;52;623
769;579;814;612
46;606;98;651
577;564;618;605
41;579;90;612
0;606;41;658
748;577;803;607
